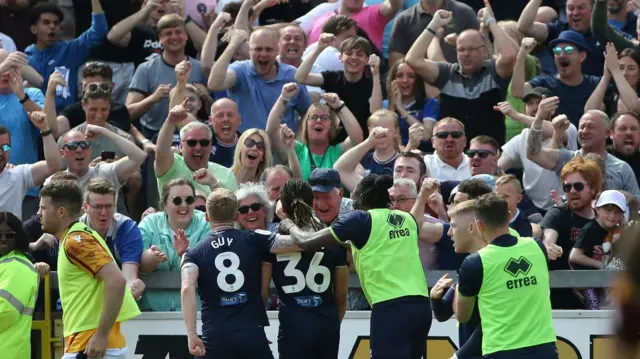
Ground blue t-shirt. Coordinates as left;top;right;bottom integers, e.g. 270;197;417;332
360;151;397;177
209;134;239;168
228;60;311;132
528;74;605;126
0;87;45;197
510;210;533;238
546;22;603;77
382;97;439;146
80;213;143;267
181;228;276;338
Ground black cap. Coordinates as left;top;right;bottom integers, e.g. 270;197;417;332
523;87;552;102
309;168;341;192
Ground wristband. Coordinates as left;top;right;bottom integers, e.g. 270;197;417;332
427;27;437;35
332;101;346;112
19;94;30;104
41;129;53;137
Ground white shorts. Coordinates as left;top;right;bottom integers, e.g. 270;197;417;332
61;347;127;359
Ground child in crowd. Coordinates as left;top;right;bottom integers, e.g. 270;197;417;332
494;174;533;237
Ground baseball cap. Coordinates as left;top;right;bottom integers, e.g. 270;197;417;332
595;190;627;212
523;87;553;102
309;168;341;193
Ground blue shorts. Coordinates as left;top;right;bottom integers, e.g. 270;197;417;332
277;314;340;359
486;342;558;359
200;327;274;359
370;296;432;359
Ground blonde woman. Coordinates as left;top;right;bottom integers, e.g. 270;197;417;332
230;129;273;185
266;83;363;181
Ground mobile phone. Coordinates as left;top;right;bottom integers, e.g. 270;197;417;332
101;151;116;161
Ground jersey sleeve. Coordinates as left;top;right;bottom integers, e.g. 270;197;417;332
331;245;348;267
431;285;455;322
63;231;113;276
329;210;372;249
457;253;483;297
254;230;280;260
114;219;143;264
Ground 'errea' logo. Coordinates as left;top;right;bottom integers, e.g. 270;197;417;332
387;213;405;228
387;213;410;239
504;257;537;289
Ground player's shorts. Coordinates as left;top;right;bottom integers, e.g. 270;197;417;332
370;295;432;359
486;342;558;359
200;327;274;359
277;313;340;359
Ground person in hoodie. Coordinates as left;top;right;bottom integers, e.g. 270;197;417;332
25;0;107;113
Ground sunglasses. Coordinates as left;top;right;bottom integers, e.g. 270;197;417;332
238;202;262;214
553;46;575;55
0;144;10;152
435;131;464;139
183;139;211;147
195;205;206;212
244;138;265;151
85;82;112;94
64;141;91;151
466;149;495;159
562;182;585;193
172;196;195;206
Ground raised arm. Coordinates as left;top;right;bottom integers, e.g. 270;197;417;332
591;0;636;52
207;29;244;91
379;0;402;19
526;101;561;170
512;38;537;98
28;112;61;186
333;128;388;192
42;72;64;138
266;83;299;159
107;0;154;48
200;12;231;76
321;93;364;152
21;64;43;88
481;1;517;78
280;125;303;179
494;99;556;138
181;263;206;357
405;10;451;84
604;42;640;113
155;99;189;177
369;54;383;113
125;85;171;120
294;34;331;86
516;0;549;44
584;68;611;112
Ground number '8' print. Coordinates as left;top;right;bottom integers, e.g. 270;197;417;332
215;252;245;292
276;252;331;294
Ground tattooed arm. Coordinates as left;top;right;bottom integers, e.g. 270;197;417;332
180;263;200;337
526;115;561;170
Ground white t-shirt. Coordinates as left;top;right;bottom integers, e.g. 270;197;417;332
423;152;471;182
501;125;578;210
297;1;343;34
302;44;343;72
0;165;34;220
0;33;17;53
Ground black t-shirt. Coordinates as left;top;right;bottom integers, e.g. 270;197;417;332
510;211;533;238
573;219;608;270
270;244;346;326
321;70;373;142
540;206;593;271
609;147;640;185
181;229;276;337
60;102;132;133
132;24;199;66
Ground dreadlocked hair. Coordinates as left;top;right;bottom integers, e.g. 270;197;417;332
280;179;324;231
354;174;393;210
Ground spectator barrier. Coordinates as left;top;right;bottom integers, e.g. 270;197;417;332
31;270;618;358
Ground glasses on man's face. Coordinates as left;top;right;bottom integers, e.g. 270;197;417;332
466;149;495;159
435;131;464;140
456;45;484;54
553;46;575;55
244;138;266;151
563;182;585;193
64;141;91;151
238;202;262;214
173;196;196;206
390;196;416;205
85;82;112;94
89;203;115;211
183;139;211;147
0;144;10;152
309;115;331;122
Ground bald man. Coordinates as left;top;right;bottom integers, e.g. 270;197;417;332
406;7;518;146
207;98;242;167
208;27;311;132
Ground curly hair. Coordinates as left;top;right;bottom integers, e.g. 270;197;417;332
280;180;323;231
353;174;393;210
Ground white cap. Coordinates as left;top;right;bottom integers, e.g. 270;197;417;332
595;190;627;212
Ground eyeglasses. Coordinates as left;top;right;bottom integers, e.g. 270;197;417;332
0;231;16;240
0;144;10;152
309;115;331;122
563;182;585;193
390;196;416;205
238;202;263;214
88;203;115;211
244;138;266;151
195;205;206;212
64;141;91;151
183;139;211;147
85;82;112;94
172;196;196;206
553;46;575;55
466;149;495;159
434;131;464;139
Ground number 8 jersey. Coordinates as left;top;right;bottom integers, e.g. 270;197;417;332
182;228;277;337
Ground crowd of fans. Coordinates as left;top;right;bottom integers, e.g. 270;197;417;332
1;0;640;319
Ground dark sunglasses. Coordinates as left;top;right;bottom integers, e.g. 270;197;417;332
85;82;112;94
172;196;196;206
244;138;266;151
0;144;10;152
195;205;207;212
553;46;575;55
563;182;585;193
466;149;495;159
64;141;91;151
238;202;262;214
183;139;211;147
435;131;464;139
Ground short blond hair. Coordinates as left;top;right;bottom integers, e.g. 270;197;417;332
206;188;238;222
157;14;184;33
448;199;476;218
495;174;523;193
434;117;465;133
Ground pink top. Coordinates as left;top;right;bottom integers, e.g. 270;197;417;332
186;0;217;29
308;4;388;52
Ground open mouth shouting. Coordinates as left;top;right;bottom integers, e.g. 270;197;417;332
558;58;571;69
75;154;85;162
47;31;56;41
191;152;204;161
284;46;300;56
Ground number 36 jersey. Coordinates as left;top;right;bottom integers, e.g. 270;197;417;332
182;228;276;337
270;244;347;322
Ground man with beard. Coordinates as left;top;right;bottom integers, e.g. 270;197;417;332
155;100;237;197
513;32;605;127
517;0;604;76
25;1;107;113
527;107;640;196
540;156;602;309
209;28;311;132
608;112;640;183
592;0;640;52
604;0;638;38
